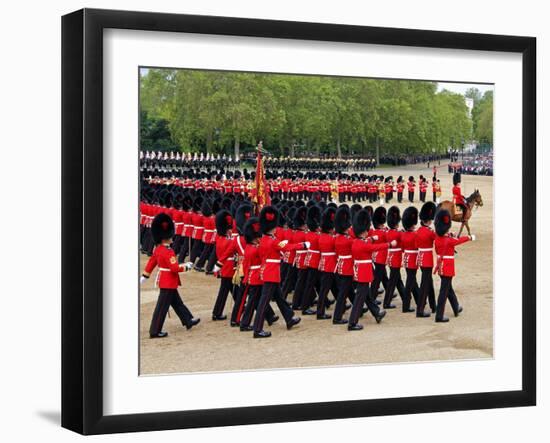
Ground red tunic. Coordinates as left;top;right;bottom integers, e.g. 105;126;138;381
182;210;193;237
416;225;436;268
401;230;418;270
202;215;216;244
243;244;262;286
370;228;388;265
191;213;204;240
259;234;304;283
386;228;403;268
143;244;187;289
304;231;321;269
434;234;471;277
318;233;337;273
293;229;308;269
215;235;237;278
335;233;354;276
351;238;390;283
452;184;465;205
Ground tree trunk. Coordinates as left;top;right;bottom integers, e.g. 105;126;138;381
289;140;295;158
375;136;380;166
336;136;342;158
234;135;240;161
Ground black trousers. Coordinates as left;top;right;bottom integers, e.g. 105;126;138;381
397;192;403;203
205;247;217;273
212;277;239;317
420;191;426;202
195;243;214;269
433;192;437;202
418;267;437;314
143;228;155;255
333;275;355;321
282;265;298;300
383;267;407;307
349;283;380;326
302;268;320;312
172;234;183;255
281;262;290;285
240;285;275;328
317;271;336;316
253;282;294;333
149;288;193;336
190;239;204;263
292;268;309;309
408;191;414;202
178;236;192;263
370;263;389;300
403;268;421;311
436;276;460;320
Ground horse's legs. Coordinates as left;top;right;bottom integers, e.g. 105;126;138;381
458;223;464;237
466;222;471;236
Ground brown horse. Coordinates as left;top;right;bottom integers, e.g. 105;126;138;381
439;189;484;236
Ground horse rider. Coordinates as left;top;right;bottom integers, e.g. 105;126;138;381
452;172;467;221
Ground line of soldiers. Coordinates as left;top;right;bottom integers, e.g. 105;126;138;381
140;170;443;206
140;186;475;338
263;156;376;171
140;150;240;173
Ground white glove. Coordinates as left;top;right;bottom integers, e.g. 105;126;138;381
213;264;221;273
371;235;379;241
303;241;311;249
390;240;397;248
183;262;194;271
140;275;148;285
470;234;476;241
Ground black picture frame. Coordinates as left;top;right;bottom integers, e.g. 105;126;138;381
61;8;536;435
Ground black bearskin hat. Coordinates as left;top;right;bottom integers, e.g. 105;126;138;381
320;207;336;233
201;200;213;217
335;206;352;234
244;217;261;244
286;207;297;229
350;203;362;217
215;209;233;236
364;205;374;219
259;206;279;234
293;206;307;229
453;172;461;185
419;201;437;222
402;206;419;230
235;203;254;234
151;212;175;244
397;175;403;183
306;205;321;231
372;207;387;227
434;209;452;236
192;196;203;212
387;206;401;229
408;176;414;182
352;209;372;237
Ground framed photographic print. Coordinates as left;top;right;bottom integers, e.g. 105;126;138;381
61;8;536;435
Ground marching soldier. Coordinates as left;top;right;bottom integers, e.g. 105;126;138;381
401;207;420;313
396;176;405;203
407;176;416;203
433;209;475;322
140;213;199;338
416;202;437;317
369;207;389;302
316;207;338;319
301;205;322;314
348;209;391;331
383;206;407;309
332;206;355;325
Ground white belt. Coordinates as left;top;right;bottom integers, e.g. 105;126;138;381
321;252;336;256
155;267;173;288
185;224;194;228
158;267;171;271
354;260;372;264
404;250;418;254
308;250;320;254
174;222;184;226
249;265;261;270
203;229;216;233
389;248;401;252
338;255;352;259
418;248;433;252
226;257;235;261
439;255;455;260
266;259;280;263
296;250;307;254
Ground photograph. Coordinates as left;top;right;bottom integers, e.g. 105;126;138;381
138;67;494;375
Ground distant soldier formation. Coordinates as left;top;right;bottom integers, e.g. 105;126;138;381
140;169;475;339
263;156;376;171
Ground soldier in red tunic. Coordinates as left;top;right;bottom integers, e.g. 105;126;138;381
316;207;338;320
348;209;392;331
193;200;215;272
211;209;238;321
301;205;322;314
407;176;416;203
189;196;205;263
416;202;437;317
419;176;428;202
433;209;475;322
238;218;277;331
396;176;405;203
290;206;309;310
253;206;308;338
401;207;420;313
332;206;355;325
177;196;194;263
383;206;406;309
452;172;467;221
140;213;199;338
369;207;389;303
